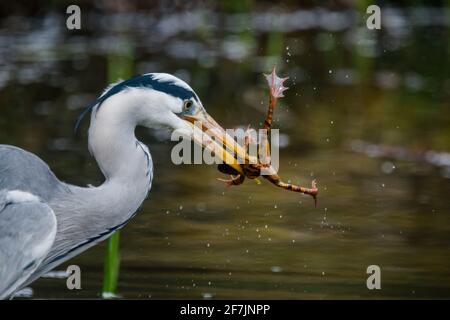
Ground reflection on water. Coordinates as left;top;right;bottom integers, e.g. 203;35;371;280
0;2;449;299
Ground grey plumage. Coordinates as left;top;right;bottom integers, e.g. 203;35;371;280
0;140;154;295
0;189;56;299
0;145;69;201
0;89;156;298
0;72;210;299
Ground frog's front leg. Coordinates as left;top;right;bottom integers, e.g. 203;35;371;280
217;164;246;186
217;173;246;186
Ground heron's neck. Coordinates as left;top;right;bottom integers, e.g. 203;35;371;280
86;107;153;212
40;108;153;274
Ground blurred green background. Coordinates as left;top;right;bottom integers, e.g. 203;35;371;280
0;0;449;299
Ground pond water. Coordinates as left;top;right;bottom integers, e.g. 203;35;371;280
1;3;449;299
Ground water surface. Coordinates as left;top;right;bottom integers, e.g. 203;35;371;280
0;3;449;299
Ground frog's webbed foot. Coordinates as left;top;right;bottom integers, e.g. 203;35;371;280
217;174;246;186
217;164;245;186
263;66;289;130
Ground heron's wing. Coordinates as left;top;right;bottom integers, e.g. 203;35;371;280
0;190;57;299
0;145;69;202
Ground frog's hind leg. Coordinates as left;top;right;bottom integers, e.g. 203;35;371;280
263;66;289;130
265;175;318;206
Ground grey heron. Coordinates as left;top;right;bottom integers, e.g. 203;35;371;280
0;73;245;299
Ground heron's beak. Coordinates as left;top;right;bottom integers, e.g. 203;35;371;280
182;111;253;175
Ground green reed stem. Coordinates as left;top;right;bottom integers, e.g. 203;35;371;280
102;231;121;295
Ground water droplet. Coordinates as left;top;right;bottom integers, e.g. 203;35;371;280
271;266;283;273
202;292;213;299
381;161;396;174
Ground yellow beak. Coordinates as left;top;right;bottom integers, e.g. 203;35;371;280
182;111;254;175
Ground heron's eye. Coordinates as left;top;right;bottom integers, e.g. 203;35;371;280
183;100;194;111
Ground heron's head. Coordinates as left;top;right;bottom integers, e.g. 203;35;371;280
77;73;246;173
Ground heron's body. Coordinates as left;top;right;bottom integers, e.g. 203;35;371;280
0;72;229;299
0;95;154;297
